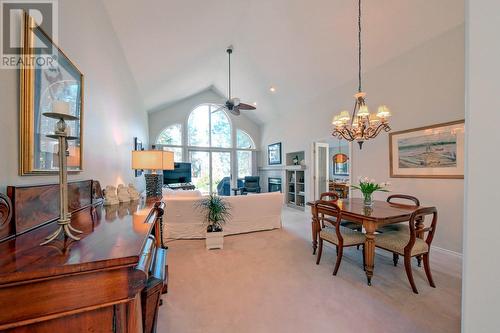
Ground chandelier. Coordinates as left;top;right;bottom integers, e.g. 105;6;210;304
332;0;392;149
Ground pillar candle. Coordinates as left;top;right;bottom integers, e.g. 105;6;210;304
53;101;70;115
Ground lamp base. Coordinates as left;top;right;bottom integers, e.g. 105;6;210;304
144;173;163;197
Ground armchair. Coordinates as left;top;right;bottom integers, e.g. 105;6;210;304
240;176;261;195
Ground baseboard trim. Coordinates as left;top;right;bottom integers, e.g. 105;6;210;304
431;245;463;258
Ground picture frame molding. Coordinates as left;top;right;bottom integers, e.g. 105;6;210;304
389;119;465;179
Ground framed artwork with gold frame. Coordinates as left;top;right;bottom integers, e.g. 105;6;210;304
19;13;84;175
389;120;465;179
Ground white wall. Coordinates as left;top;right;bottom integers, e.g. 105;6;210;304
261;25;465;253
148;88;261;155
0;0;148;193
462;0;500;331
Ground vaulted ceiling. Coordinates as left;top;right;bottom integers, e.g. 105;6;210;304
102;0;464;124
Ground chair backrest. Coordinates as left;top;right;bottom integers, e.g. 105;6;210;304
314;200;344;243
320;192;339;202
405;207;438;254
387;194;420;207
244;176;260;191
217;177;230;196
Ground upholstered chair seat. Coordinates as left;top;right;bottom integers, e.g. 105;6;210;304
320;226;366;246
376;232;429;256
374;206;438;294
314;199;366;276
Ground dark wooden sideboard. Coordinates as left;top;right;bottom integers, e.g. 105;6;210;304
0;180;167;332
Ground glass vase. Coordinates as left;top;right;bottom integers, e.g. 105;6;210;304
363;192;373;207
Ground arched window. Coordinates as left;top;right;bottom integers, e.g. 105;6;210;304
237;129;255;149
156;124;183;162
155;104;256;194
187;104;232;148
236;129;255;178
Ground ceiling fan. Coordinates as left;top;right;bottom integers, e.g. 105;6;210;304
215;46;256;116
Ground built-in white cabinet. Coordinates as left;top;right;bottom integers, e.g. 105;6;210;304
285;151;306;210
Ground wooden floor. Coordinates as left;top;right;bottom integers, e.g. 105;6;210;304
158;207;462;333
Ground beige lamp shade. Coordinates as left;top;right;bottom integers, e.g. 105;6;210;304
132;150;174;170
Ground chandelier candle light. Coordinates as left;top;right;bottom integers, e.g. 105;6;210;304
332;0;392;149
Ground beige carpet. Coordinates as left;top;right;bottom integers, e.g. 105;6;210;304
157;207;461;333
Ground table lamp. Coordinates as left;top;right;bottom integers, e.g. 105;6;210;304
132;150;174;197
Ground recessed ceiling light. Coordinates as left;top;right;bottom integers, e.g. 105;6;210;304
269;86;276;93
253;102;258;106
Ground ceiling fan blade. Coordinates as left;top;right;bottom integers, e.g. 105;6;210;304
230;106;241;116
238;103;256;110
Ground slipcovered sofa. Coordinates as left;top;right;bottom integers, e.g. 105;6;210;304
162;191;284;240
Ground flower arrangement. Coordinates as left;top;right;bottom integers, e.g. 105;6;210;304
351;177;390;206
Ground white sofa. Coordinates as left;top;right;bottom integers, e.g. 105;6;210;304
162;191;284;240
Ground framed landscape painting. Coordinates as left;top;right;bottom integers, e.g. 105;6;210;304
389;120;465;179
268;142;282;165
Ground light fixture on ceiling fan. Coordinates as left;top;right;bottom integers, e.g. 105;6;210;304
214;46;256;116
331;0;392;149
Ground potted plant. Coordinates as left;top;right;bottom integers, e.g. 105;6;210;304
351;177;390;207
196;194;231;250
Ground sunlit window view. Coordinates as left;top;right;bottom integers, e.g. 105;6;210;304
156;124;183;161
237;129;255;149
156;104;256;194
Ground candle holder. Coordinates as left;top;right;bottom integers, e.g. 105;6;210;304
40;112;83;246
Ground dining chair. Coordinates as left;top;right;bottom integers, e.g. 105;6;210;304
380;194;422;266
318;192;339;228
375;207;437;294
319;192;360;232
314;200;366;276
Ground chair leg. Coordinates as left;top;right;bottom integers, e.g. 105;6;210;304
416;255;422;267
316;238;323;265
393;253;399;267
404;255;418;294
423;253;436;288
333;246;343;276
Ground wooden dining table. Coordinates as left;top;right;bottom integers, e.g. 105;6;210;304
307;198;427;286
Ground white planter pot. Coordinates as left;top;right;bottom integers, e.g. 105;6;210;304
206;231;224;250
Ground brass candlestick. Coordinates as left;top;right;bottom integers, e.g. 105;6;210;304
40;112;83;246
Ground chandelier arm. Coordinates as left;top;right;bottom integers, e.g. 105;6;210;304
342;127;356;141
333;128;355;142
366;123;389;139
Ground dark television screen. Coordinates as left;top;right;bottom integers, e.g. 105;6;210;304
163;163;192;184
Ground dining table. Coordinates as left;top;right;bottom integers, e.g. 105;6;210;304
307;197;428;286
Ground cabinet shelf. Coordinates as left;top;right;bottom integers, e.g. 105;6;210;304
285;154;306;211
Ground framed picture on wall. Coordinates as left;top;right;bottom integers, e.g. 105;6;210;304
389;120;465;179
268;142;282;165
19;13;84;175
134;137;143;177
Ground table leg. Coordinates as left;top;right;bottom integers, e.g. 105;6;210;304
311;206;319;255
363;220;376;286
